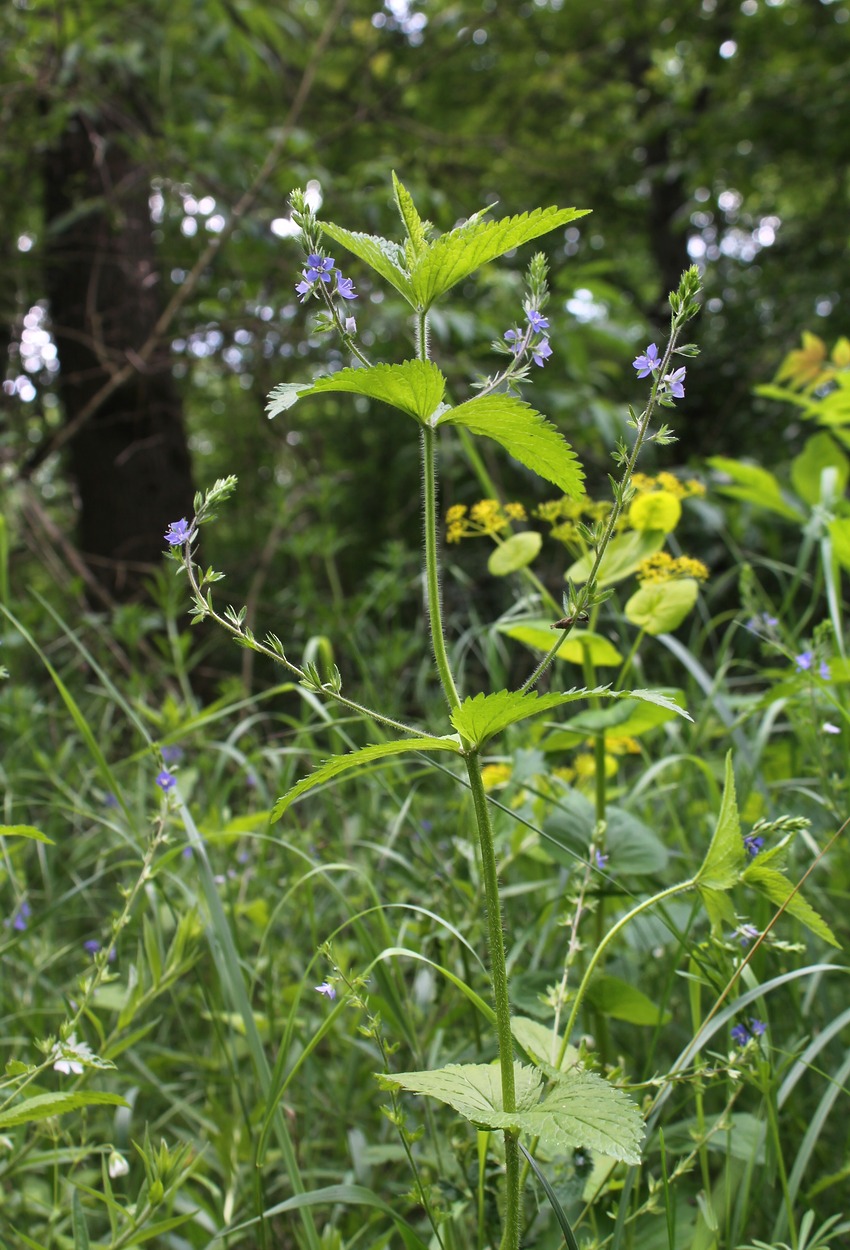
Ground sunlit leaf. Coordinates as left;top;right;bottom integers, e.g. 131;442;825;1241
0;824;54;844
695;752;743;892
497;620;622;666
625;578;699;635
320;221;417;304
488;531;542;576
267;360;446;424
450;688;599;748
707;457;804;521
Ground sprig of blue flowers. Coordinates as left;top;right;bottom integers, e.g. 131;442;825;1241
633;341;687;399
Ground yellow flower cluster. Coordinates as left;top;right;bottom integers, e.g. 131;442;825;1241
446;500;526;543
776;332;850;391
631;472;705;500
534;495;612;545
481;763;513;791
636;553;710;583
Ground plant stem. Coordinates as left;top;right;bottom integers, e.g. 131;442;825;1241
466;750;520;1250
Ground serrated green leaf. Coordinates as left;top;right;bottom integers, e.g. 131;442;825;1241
488;530;542;576
695;752;743;891
392;172;429;257
271;737;462;821
742;865;840;947
520;1070;644;1164
586;975;671;1026
0;1092;128;1130
0;824;54;844
382;1061;543;1123
700;886;739;932
410;206;590;308
437;395;584;498
511;1017;578;1077
567;529;667;587
450;688;598;748
497;620;621;666
267;360;446;425
707;456;804;521
320;221;417;304
625;579;700;635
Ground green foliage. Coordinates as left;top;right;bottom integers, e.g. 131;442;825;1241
625;577;700;634
488;531;542;576
266;360;447;425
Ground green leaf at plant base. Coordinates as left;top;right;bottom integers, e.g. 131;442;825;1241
742;866;840;947
707;456;804;521
0;824;54;844
566;529;666;588
271;737;462;821
382;1061;643;1164
437;395;584;498
409;205;590;309
498;619;622;666
0;1092;128;1130
319;221;417;304
791;432;849;506
266;360;446;425
695;752;743;894
625;578;699;635
488;530;542;576
586;974;671;1026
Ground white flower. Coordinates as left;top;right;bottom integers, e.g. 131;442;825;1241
108;1149;130;1178
52;1033;95;1075
822;721;840;735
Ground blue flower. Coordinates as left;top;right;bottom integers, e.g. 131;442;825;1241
632;343;661;377
7;901;31;932
750;1017;766;1036
734;924;760;947
663;367;687;399
745;613;778;633
315;981;336;1000
156;769;176;792
526;309;549;333
295;278;313;302
83;939;101;954
743;834;764;857
731;1023;751;1046
532;338;553;368
595;850;609;869
819;660;831;680
304;255;335;284
335;275;358;301
795;650;814;672
504;327;523;354
164;518;191;546
161;745;184;764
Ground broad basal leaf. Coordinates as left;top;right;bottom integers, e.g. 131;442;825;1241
271;737;462;821
742;865;840;947
319;221;417;305
382;1061;543;1125
567;529;666;588
450;688;599;748
0;824;54;844
625;579;699;635
409;206;590;309
267;360;446;425
437;395;584;498
707;457;804;521
695;752;744;891
488;531;542;576
586;974;671;1026
497;620;622;666
0;1091;128;1130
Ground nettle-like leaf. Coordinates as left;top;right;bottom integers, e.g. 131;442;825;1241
383;1062;642;1165
0;1091;128;1130
511;1017;578;1078
0;824;54;844
409;206;590;309
392;172;430;260
625;578;700;635
450;686;691;750
437;395;584;498
695;752;744;892
266;361;446;425
742;865;840;947
319;221;417;305
271;737;462;821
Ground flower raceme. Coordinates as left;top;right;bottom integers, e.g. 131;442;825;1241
296;253;358;304
632;343;686;398
503;306;552;368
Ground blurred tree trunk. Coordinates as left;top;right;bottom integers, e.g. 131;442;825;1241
44;108;194;599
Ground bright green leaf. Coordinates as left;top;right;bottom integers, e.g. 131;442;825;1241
625;578;700;635
437;395;584;498
410;205;590;308
567;529;667;587
791;432;849;505
319;221;417;304
742;866;840;947
586;975;671;1026
450;688;599;749
511;1017;578;1076
271;737;462;821
700;886;738;932
392;172;429;257
0;1092;128;1131
519;1070;644;1164
267;360;446;425
497;620;622;666
488;531;542;576
695;752;743;891
0;824;54;845
828;517;850;572
707;457;804;521
382;1061;543;1124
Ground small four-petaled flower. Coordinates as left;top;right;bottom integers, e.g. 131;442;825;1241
743;834;764;857
156;769;176;792
731;1018;766;1047
663;367;687;398
632;343;661;377
315;981;336;1000
164;518;191;546
526;309;549;333
296;254;357;304
734;924;760;947
532;338;553;367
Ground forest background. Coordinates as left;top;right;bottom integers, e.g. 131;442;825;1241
2;2;850;1249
